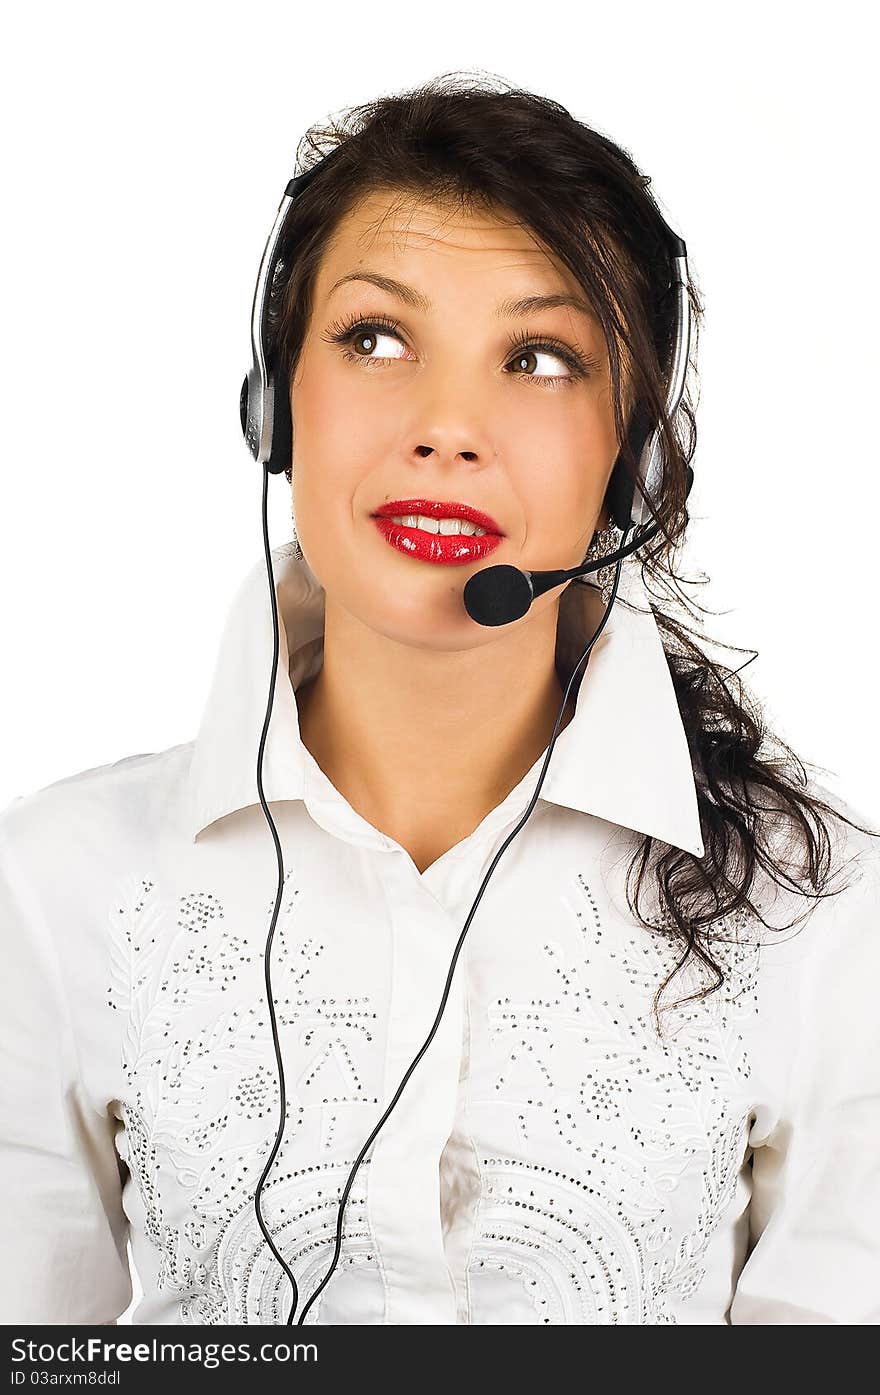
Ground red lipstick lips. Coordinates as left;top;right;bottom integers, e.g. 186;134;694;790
373;498;504;533
370;498;505;567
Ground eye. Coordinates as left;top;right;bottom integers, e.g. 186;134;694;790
348;327;409;360
322;314;413;366
352;332;407;359
506;345;574;380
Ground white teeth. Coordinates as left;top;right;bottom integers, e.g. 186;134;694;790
388;514;487;537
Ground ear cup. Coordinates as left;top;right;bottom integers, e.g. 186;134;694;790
266;352;293;476
605;400;656;530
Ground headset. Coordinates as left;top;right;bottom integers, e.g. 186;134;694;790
239;147;694;1324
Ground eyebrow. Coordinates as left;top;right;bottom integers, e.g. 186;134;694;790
328;271;594;321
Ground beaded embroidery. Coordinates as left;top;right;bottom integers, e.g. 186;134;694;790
107;863;762;1324
467;872;761;1323
106;871;386;1323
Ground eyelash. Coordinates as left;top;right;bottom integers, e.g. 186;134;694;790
321;311;594;387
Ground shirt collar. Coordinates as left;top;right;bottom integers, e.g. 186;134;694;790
185;542;704;859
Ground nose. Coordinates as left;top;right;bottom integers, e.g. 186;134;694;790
412;442;478;463
405;404;496;475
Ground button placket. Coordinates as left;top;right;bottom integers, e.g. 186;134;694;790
365;887;465;1324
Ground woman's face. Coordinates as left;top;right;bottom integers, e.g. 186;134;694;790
289;187;622;650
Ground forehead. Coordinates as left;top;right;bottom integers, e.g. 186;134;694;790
313;187;579;294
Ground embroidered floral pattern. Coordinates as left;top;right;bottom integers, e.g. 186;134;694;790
468;872;762;1323
107;861;762;1325
107;870;385;1323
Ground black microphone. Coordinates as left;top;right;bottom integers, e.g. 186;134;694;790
463;520;656;626
464;464;693;627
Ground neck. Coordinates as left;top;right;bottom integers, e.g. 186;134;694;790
295;595;577;853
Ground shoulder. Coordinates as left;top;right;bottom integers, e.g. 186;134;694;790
749;772;880;987
0;741;195;879
742;766;879;905
796;773;880;900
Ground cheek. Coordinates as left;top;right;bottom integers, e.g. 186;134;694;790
291;358;392;527
504;394;616;536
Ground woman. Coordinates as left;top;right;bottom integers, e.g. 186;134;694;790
2;74;878;1327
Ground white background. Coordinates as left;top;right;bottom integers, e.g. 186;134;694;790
2;0;876;1323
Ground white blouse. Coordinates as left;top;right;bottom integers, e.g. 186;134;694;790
2;541;878;1326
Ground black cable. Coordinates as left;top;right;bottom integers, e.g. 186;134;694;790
252;460;301;1323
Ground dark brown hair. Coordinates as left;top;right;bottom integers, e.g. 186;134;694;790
266;70;879;1030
